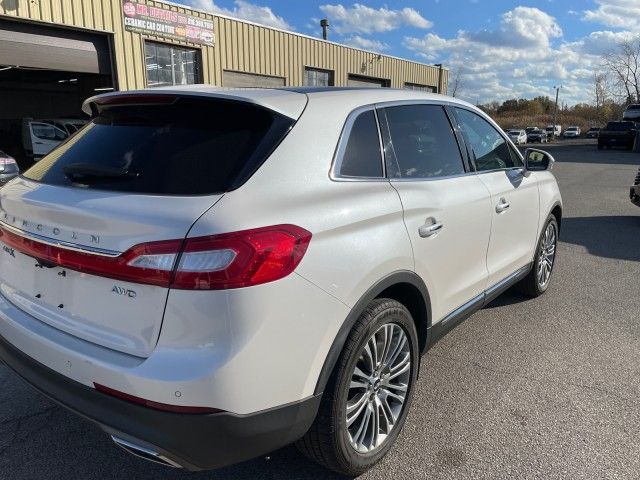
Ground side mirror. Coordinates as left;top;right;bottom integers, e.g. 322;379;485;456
524;148;555;171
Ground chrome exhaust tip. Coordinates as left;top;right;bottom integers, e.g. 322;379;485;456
111;436;183;469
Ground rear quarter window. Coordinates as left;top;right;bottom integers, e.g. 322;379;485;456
23;97;294;195
337;110;383;178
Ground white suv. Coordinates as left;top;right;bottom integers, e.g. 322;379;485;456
0;87;562;476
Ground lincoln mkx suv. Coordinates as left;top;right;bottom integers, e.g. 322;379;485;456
0;86;562;476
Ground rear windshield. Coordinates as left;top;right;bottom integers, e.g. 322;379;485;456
23;97;293;195
605;122;635;131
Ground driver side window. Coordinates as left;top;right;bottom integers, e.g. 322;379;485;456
455;108;517;171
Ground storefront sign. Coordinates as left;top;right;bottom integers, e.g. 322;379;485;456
123;1;214;46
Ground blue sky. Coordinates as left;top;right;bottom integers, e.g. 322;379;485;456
175;1;640;105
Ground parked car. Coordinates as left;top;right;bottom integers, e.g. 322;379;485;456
585;127;600;138
0;87;563;476
631;167;640;207
622;104;640;121
526;127;548;143
563;126;581;138
507;128;527;144
545;124;562;137
21;119;69;161
0;150;19;186
598;121;638;150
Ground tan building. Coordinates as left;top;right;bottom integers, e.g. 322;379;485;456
0;0;447;122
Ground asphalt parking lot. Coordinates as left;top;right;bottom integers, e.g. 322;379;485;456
1;139;639;479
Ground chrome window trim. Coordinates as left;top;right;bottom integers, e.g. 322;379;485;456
330;99;529;182
0;219;121;257
330;104;388;182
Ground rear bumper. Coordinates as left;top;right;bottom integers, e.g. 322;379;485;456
0;332;321;470
599;136;634;146
631;185;640;207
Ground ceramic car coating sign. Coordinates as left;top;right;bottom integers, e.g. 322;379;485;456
123;1;214;46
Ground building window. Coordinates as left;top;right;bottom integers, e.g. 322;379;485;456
145;41;200;87
404;82;436;92
304;67;334;87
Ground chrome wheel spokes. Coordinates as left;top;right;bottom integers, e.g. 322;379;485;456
537;222;557;288
346;323;411;454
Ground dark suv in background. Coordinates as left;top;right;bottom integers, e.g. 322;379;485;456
598;121;638;150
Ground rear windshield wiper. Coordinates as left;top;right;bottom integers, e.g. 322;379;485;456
63;163;139;182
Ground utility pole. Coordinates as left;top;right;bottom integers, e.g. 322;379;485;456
552;85;561;138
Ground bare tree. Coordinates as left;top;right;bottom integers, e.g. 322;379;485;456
448;67;464;97
603;37;640;104
593;71;608;110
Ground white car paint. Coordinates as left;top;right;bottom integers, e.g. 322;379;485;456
0;87;562;469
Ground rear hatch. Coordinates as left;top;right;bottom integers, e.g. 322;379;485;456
0;93;299;357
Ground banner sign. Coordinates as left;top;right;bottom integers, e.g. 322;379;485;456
123;1;215;46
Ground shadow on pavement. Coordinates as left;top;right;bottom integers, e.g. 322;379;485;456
560;215;640;262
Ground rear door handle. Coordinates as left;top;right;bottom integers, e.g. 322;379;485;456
418;222;443;238
495;198;510;213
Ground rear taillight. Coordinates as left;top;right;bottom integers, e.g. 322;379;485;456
0;156;17;173
0;224;311;290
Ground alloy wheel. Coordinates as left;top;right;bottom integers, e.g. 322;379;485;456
345;323;411;454
537;222;557;288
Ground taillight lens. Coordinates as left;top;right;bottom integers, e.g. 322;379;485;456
0;155;17;173
0;224;311;290
171;225;312;289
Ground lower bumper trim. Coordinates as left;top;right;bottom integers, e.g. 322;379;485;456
0;332;321;471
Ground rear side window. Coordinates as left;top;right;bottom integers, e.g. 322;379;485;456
384;105;465;179
455;108;518;171
338;110;383;178
23;97;293;195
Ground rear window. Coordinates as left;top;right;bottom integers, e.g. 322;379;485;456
605;122;635;131
23;97;293;195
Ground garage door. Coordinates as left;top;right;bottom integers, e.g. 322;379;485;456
347;74;390;88
223;70;285;88
0;19;111;74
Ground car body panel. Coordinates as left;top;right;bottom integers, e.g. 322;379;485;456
391;176;492;323
476;169;540;285
0;178;224;357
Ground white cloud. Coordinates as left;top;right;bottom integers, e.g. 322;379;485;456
402;7;613;105
191;0;292;30
318;3;432;35
342;35;390;52
467;7;562;48
583;0;640;32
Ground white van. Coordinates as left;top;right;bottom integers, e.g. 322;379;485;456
545;124;562;137
21;119;69;162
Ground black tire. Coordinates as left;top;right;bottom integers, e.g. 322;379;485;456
297;298;419;477
517;215;558;297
